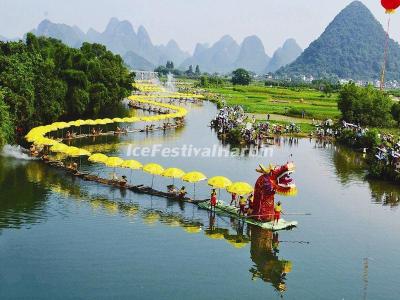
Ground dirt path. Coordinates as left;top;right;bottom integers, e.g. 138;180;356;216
245;113;313;124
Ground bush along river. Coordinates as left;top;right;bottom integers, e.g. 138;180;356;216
1;89;400;299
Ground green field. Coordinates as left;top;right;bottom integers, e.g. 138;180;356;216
206;84;340;120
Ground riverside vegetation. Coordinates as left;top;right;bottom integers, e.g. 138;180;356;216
0;33;134;147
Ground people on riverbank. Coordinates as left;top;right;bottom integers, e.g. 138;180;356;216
211;105;302;145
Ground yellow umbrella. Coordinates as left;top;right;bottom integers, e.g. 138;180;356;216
182;171;207;200
227;182;253;196
34;137;58;146
94;119;108;125
162;167;185;185
88;153;108;163
104;157;124;168
103;157;124;180
182;171;207;183
143;163;164;175
63;147;91;157
121;160;143;170
208;176;232;189
112;117;124;123
50;143;69;153
143;163;164;188
121;159;143;184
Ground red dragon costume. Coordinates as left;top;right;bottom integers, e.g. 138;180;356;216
252;163;297;222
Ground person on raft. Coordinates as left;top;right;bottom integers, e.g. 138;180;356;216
239;195;247;216
167;185;178;195
247;193;254;216
119;175;128;187
210;189;217;211
178;186;187;200
274;201;283;223
230;192;237;206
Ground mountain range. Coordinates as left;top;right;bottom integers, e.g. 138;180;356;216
23;18;302;74
278;1;400;81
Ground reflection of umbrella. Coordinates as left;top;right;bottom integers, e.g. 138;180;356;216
182;171;207;200
227;182;253;196
121;160;143;184
143;163;164;188
162;168;185;185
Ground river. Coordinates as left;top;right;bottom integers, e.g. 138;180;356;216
1;101;400;299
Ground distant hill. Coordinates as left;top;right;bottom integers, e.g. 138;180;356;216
277;1;400;81
30;18;190;70
180;35;240;74
123;51;155;71
32;19;85;47
180;35;276;74
266;39;302;72
234;35;270;74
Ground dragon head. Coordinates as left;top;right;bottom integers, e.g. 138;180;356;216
257;162;297;196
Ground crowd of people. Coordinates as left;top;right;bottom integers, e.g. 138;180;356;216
211;106;302;145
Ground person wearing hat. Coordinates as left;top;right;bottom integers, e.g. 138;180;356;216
179;186;187;200
119;175;128;187
239;195;247;216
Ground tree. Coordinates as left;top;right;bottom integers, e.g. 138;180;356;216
0;34;134;146
166;61;174;70
231;68;251;85
195;65;201;76
391;102;400;126
0;90;13;146
185;65;194;76
338;83;394;127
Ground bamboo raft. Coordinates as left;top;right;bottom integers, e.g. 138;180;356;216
44;159;207;204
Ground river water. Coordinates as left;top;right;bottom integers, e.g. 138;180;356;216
1;101;400;299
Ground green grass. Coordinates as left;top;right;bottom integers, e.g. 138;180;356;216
206;84;340;120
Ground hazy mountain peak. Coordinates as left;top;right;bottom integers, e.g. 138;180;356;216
234;35;269;74
104;18;135;36
266;38;302;73
137;25;152;44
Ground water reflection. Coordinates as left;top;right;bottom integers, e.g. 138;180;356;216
1;157;296;293
0;159;49;230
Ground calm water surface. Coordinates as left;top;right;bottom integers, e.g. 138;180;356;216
1;102;400;299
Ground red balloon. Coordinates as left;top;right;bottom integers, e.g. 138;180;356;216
381;0;400;13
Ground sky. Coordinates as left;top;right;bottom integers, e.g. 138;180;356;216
0;0;398;55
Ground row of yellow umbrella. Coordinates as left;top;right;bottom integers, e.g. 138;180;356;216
25;96;188;146
26;82;254;198
86;152;253;195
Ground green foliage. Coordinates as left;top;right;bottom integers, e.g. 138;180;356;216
337;128;380;149
338;83;394;127
0;90;13;146
391;102;400;126
0;33;134;142
197;75;224;88
155;62;182;76
206;83;339;120
231;68;251;86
